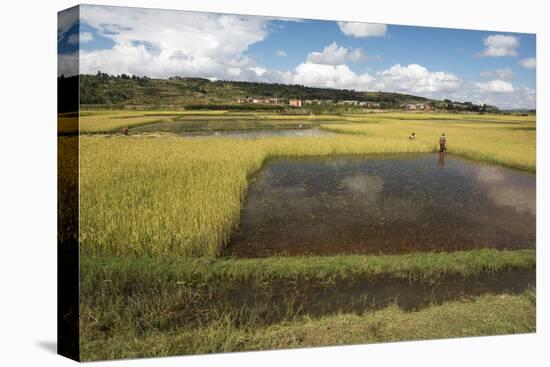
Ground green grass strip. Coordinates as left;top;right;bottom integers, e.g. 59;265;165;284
82;249;535;283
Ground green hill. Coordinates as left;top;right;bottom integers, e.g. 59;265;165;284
71;72;497;112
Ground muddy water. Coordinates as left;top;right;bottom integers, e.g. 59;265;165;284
225;154;535;257
174;269;534;327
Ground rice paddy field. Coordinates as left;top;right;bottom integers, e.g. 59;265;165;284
72;110;536;361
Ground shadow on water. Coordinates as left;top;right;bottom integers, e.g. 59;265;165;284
225;153;535;257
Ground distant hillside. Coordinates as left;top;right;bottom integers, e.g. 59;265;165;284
73;72;498;112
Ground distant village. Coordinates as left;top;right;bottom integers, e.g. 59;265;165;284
235;96;503;112
237;97;436;111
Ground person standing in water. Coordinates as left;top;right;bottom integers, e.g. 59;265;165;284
439;133;447;154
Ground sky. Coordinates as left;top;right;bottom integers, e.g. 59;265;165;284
58;5;536;109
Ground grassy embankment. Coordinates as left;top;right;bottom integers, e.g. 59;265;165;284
76;110;536;360
81;250;535;360
81;289;535;360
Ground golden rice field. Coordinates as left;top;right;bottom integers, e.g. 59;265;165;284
78;111;535;257
75;110;233;133
344;111;535;122
75;110;351;134
321;114;536;171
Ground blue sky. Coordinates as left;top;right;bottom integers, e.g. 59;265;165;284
58;5;536;109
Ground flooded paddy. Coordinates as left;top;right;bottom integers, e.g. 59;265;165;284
129;119;337;138
225;153;535;257
178;127;336;138
160;268;534;327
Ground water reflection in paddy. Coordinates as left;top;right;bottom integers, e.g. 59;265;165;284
129;119;338;138
225;154;535;257
180;127;337;138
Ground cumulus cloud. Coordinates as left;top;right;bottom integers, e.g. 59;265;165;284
61;6;459;98
80;32;94;43
375;64;462;94
491;86;535;109
306;42;366;65
519;57;536;69
482;35;520;57
58;52;79;77
57;5;535;109
57;6;78;41
75;5;275;79
447;83;535;110
275;62;461;96
337;21;387;38
474;80;515;93
67;31;94;45
283;63;375;90
480;68;514;80
67;34;79;45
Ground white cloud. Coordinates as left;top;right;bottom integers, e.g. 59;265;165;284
474;80;515;93
482;35;520;57
67;31;94;45
276;62;461;96
375;64;462;94
275;50;287;57
281;61;532;110
283;63;375;90
480;68;514;80
446;83;535;110
77;5;275;79
519;57;536;69
67;34;79;45
57;6;78;41
306;42;366;65
63;5;536;109
80;32;94;44
337;21;387;38
492;86;535;109
58;52;79;77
